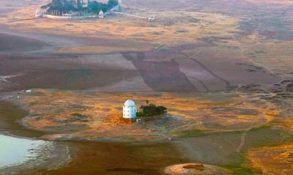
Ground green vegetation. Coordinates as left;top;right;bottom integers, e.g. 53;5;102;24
137;103;167;118
71;113;89;122
47;0;118;14
88;0;118;13
171;129;206;137
223;163;261;175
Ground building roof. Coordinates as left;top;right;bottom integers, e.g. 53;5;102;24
124;99;136;107
91;0;109;3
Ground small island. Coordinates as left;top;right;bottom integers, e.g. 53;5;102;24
36;0;121;19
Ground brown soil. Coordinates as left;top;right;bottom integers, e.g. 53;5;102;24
183;164;205;171
0;37;281;93
46;142;188;175
0;33;48;52
0;101;43;137
0;54;139;91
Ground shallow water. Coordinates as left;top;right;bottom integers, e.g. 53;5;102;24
0;134;46;168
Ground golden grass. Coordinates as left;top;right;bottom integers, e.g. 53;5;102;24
0;6;238;45
238;37;293;76
275;118;293;132
58;45;152;54
183;32;293;79
16;90;280;141
248;143;293;175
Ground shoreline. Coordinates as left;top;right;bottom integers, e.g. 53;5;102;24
0;100;73;173
0;137;72;175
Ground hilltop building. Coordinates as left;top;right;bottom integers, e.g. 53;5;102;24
98;10;104;18
72;0;111;8
54;0;119;8
123;100;137;119
36;0;121;19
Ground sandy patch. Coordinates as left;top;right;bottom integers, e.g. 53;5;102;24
164;163;228;175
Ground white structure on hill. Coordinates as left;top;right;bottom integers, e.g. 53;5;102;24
98;10;104;18
35;7;48;17
123;99;137;119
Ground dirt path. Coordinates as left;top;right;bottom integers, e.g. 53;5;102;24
236;112;267;152
236;129;249;152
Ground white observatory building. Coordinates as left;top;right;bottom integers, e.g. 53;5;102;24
123;99;137;119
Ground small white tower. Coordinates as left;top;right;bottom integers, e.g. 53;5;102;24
123;99;137;119
98;10;104;19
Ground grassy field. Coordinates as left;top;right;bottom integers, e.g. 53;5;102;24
247;143;293;175
0;5;238;45
9;90;279;142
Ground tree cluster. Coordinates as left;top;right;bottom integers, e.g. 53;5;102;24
137;104;167;118
47;0;118;13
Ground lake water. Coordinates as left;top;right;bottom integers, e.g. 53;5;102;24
0;134;46;168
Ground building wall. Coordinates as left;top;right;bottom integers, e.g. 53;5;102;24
123;106;137;119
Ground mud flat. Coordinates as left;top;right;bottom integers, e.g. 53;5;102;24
0;135;71;175
0;102;72;175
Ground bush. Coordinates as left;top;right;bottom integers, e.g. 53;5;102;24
137;104;167;118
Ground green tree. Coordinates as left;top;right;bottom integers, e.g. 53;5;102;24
107;0;118;9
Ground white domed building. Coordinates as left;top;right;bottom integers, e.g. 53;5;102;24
123;99;137;119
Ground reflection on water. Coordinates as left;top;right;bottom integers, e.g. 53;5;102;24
0;134;46;168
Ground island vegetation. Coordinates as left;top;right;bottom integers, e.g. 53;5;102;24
137;102;167;118
44;0;119;14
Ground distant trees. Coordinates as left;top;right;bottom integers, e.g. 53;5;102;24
107;0;119;8
48;0;119;14
48;0;76;12
50;0;63;11
88;0;118;13
88;1;107;13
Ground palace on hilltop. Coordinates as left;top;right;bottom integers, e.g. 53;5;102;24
36;0;121;19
